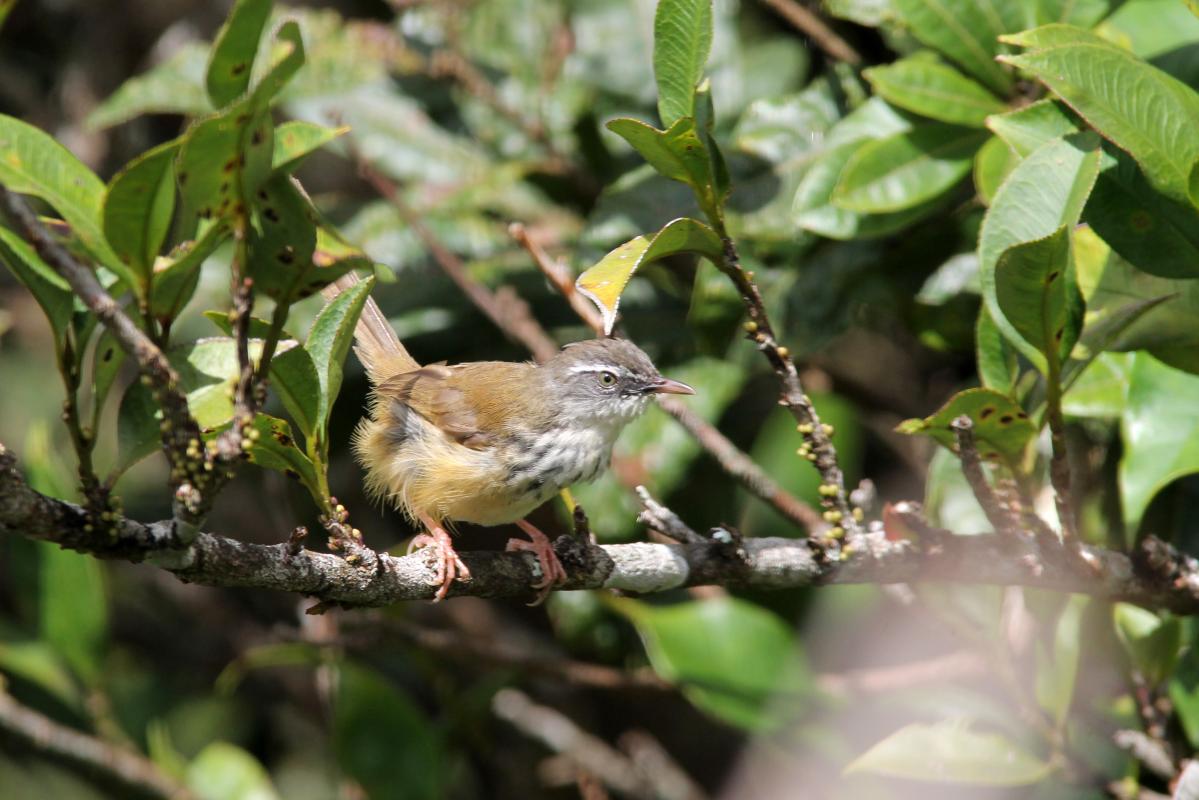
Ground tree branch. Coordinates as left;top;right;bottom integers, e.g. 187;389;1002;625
0;688;191;800
5;444;1199;612
759;0;863;65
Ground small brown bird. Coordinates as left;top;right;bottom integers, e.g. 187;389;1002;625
327;275;694;602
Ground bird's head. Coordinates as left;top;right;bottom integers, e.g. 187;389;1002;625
542;338;694;429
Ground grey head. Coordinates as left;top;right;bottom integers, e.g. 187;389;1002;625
542;338;694;429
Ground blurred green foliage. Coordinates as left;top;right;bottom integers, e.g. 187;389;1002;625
6;0;1199;797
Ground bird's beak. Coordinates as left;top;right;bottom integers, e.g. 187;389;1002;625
650;377;695;395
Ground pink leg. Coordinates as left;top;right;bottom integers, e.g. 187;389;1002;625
506;519;568;605
410;513;471;602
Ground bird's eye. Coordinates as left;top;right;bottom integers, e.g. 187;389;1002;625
598;371;618;387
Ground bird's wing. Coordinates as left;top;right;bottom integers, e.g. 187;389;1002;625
375;361;540;450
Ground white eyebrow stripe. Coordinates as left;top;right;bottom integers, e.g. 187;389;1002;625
568;364;619;375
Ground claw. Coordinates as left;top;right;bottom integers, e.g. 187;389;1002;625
412;514;470;601
506;519;568;605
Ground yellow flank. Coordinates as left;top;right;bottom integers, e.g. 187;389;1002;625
355;412;541;527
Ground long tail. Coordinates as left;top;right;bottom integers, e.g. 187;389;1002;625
321;273;419;381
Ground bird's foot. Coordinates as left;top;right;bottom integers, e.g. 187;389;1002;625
507;519;568;606
411;516;470;602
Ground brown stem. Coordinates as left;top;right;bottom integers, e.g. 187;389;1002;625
950;415;1020;538
355;160;561;362
0;689;192;800
759;0;863;65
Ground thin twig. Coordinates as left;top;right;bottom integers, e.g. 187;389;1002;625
950;415;1021;539
355;159;560;362
635;485;704;545
493;688;657;799
759;0;863;65
511;222;826;534
0;689;192;800
334;616;671;691
716;239;856;541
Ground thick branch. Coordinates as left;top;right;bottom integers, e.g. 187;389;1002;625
5;445;1199;612
0;689;190;800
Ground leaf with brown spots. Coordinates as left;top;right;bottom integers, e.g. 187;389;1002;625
205;0;271;108
897;388;1035;465
994;225;1084;374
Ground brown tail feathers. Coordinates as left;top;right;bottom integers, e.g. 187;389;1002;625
321;273;419;381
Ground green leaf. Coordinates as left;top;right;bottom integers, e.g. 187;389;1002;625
271;121;348;173
307;276;374;435
986;99;1079;158
0;114;129;283
177;21;305;224
334;662;444;800
1171;646;1199;750
1075;231;1199;373
1035;0;1112;28
103;137;179;288
846;720;1053;785
246;175;361;304
175;105;273;225
614;597;810;730
0;639;82;712
793;141;946;240
85;43;212;130
897;387;1035;465
607;116;722;221
0;227;74;344
892;0;1017;95
90;328;127;427
576;217;722;334
864;56;1006;127
186;742;280;800
994;226;1083;372
1085;149;1199;279
269;345;321;443
975;304;1018;393
1063;352;1133;419
1034;594;1087;727
1119;353;1199;531
150;221;229;321
832;124;987;213
978;136;1101;375
973;134;1017;206
238;414;322;502
1000;25;1199;203
38;543;107;686
653;0;713;126
1114;603;1182;686
206;0;272;108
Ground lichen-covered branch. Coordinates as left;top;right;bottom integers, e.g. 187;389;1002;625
5;444;1199;613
